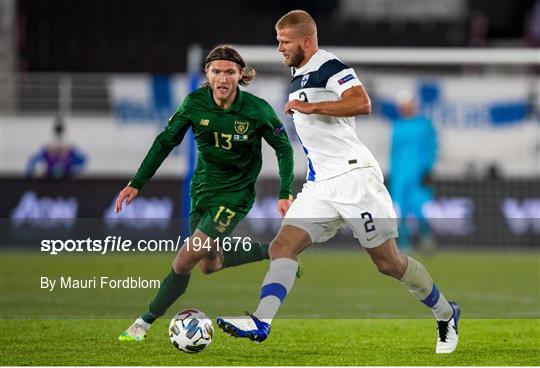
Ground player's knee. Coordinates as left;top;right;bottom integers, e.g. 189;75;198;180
268;239;281;258
269;236;289;258
172;257;194;275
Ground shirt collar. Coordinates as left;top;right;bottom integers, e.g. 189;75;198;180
291;49;321;77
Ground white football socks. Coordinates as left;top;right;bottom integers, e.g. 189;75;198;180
399;256;453;321
253;258;298;324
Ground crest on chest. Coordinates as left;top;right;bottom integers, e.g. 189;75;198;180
234;120;249;134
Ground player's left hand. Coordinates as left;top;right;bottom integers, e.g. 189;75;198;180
285;99;315;115
277;199;293;217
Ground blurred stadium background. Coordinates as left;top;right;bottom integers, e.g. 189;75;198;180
1;0;538;248
1;1;539;365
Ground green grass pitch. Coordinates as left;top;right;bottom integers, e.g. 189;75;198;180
1;249;539;365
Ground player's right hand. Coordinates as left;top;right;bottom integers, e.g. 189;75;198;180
115;186;139;213
284;99;314;115
277;198;293;217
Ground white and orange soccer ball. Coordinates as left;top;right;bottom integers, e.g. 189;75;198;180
169;309;214;353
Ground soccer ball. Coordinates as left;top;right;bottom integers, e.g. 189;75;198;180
169;309;214;353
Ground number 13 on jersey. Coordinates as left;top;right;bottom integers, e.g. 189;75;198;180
213;132;232;150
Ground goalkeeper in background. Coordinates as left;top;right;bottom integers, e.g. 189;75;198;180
115;45;294;341
390;90;438;251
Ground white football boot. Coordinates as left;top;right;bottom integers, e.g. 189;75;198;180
118;318;151;341
436;301;461;353
216;312;271;342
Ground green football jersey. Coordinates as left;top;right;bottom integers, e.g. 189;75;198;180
129;86;294;211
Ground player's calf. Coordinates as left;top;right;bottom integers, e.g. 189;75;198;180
366;238;408;279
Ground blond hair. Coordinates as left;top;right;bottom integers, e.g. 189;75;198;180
275;9;317;39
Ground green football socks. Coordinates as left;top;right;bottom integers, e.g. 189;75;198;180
141;269;190;324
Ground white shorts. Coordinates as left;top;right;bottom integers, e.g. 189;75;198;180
282;167;398;248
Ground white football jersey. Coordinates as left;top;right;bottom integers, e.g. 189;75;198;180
289;49;380;181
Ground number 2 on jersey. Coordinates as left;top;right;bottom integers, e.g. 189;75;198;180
361;212;376;233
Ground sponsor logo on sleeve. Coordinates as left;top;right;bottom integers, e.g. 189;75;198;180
338;74;355;85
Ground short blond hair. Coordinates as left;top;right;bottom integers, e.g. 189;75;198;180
275;9;317;38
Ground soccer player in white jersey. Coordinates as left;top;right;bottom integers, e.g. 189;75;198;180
217;10;460;354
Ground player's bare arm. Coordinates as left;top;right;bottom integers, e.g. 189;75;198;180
285;85;371;117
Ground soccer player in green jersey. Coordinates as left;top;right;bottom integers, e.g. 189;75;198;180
116;45;294;341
